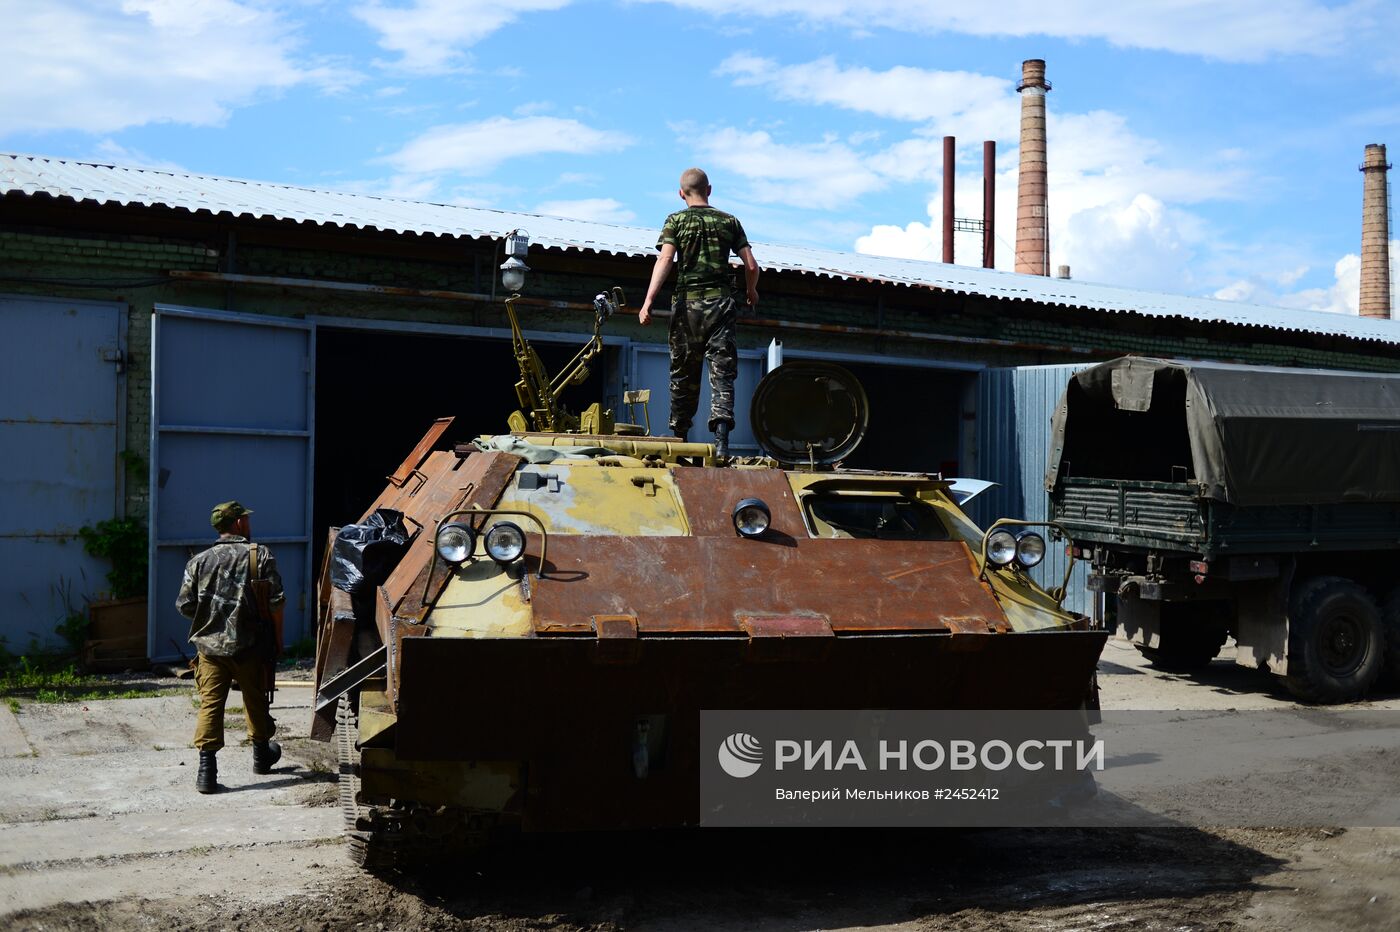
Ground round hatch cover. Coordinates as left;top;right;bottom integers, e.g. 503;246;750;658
750;361;868;467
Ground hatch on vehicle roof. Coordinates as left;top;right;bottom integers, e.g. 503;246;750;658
750;361;868;467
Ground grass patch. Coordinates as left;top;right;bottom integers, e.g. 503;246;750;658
1;658;178;704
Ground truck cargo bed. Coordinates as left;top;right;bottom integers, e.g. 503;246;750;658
1052;476;1400;558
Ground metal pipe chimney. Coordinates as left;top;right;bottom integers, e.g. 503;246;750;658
942;135;955;264
982;140;996;269
1015;59;1050;276
1359;143;1392;319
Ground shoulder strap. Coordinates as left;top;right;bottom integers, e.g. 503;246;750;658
248;542;260;581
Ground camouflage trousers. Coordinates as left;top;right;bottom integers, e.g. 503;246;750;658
193;649;276;752
668;292;738;436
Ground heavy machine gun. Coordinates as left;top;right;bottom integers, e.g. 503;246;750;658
504;286;644;436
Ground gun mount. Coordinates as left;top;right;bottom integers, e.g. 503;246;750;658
504;285;645;436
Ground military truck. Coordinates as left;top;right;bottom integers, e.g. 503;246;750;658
1047;356;1400;703
309;290;1107;868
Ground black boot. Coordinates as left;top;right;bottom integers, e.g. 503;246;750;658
713;422;730;460
253;739;282;774
196;751;218;794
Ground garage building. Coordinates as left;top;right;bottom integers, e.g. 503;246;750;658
3;153;1399;659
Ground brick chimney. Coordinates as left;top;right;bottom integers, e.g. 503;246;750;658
1015;59;1050;276
1359;143;1392;319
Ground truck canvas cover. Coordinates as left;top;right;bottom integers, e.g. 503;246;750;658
1045;356;1400;506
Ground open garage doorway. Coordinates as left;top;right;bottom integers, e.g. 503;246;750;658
784;354;977;475
312;322;612;571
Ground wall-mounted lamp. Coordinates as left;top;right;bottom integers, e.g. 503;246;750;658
500;229;530;292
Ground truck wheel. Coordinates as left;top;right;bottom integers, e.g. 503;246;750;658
1381;588;1400;686
1283;576;1384;704
1135;602;1230;671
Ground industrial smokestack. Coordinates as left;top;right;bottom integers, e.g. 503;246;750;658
983;140;996;269
1015;59;1050;276
1359;143;1392;319
943;135;955;264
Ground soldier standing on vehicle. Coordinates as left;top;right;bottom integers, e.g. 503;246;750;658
176;501;284;794
638;167;760;458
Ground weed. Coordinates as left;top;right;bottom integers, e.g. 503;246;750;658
0;661;171;703
5;698;19;714
0;658;86;692
77;517;148;600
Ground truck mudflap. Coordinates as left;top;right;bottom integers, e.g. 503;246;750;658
391;630;1106;831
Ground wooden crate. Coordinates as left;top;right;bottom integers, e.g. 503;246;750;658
84;597;149;671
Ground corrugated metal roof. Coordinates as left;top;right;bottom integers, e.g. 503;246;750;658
5;151;1399;347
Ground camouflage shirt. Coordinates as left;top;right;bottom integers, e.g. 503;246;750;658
176;535;285;657
658;206;750;296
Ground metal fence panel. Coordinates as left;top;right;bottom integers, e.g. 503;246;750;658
0;295;124;650
975;364;1091;614
149;306;312;662
627;345;764;453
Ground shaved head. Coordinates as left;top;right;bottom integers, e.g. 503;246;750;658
679;167;710;196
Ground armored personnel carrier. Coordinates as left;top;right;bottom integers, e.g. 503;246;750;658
311;287;1106;868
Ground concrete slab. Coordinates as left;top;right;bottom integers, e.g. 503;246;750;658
0;706;32;757
0;839;344;916
0;804;340;867
1097;635;1400;711
11;690;313;758
0;748;327;822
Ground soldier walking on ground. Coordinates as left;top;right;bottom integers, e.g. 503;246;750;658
176;501;284;794
638;167;760;458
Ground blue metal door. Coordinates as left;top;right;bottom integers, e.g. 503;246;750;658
976;364;1089;613
628;344;764;454
149;306;313;662
0;295;125;651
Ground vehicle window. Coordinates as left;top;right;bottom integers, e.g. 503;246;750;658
805;495;951;541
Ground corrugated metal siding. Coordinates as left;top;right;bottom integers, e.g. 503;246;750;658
974;364;1091;614
5;152;1400;348
0;295;125;648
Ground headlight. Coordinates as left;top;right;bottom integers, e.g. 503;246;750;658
1015;531;1046;568
986;529;1017;566
732;498;771;537
435;523;476;565
484;521;527;563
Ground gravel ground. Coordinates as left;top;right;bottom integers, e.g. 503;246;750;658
1;641;1398;931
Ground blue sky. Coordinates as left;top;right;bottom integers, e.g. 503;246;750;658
3;0;1398;314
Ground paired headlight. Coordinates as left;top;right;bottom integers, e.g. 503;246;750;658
732;498;772;537
484;522;527;563
985;529;1046;569
434;520;528;565
435;523;477;565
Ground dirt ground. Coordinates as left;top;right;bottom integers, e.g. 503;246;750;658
2;640;1399;932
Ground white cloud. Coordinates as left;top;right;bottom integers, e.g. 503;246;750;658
718;54;1016;137
712;56;1243;290
91;140;186;172
678;126;886;210
648;0;1353;62
1214;243;1400;316
353;0;572;74
380;116;631;175
534;198;637;223
0;0;354;135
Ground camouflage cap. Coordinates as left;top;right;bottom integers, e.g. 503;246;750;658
210;500;253;528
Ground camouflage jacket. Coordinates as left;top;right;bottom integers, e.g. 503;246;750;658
176;535;285;657
658;206;749;296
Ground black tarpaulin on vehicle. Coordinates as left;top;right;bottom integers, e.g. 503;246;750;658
1045;357;1400;506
